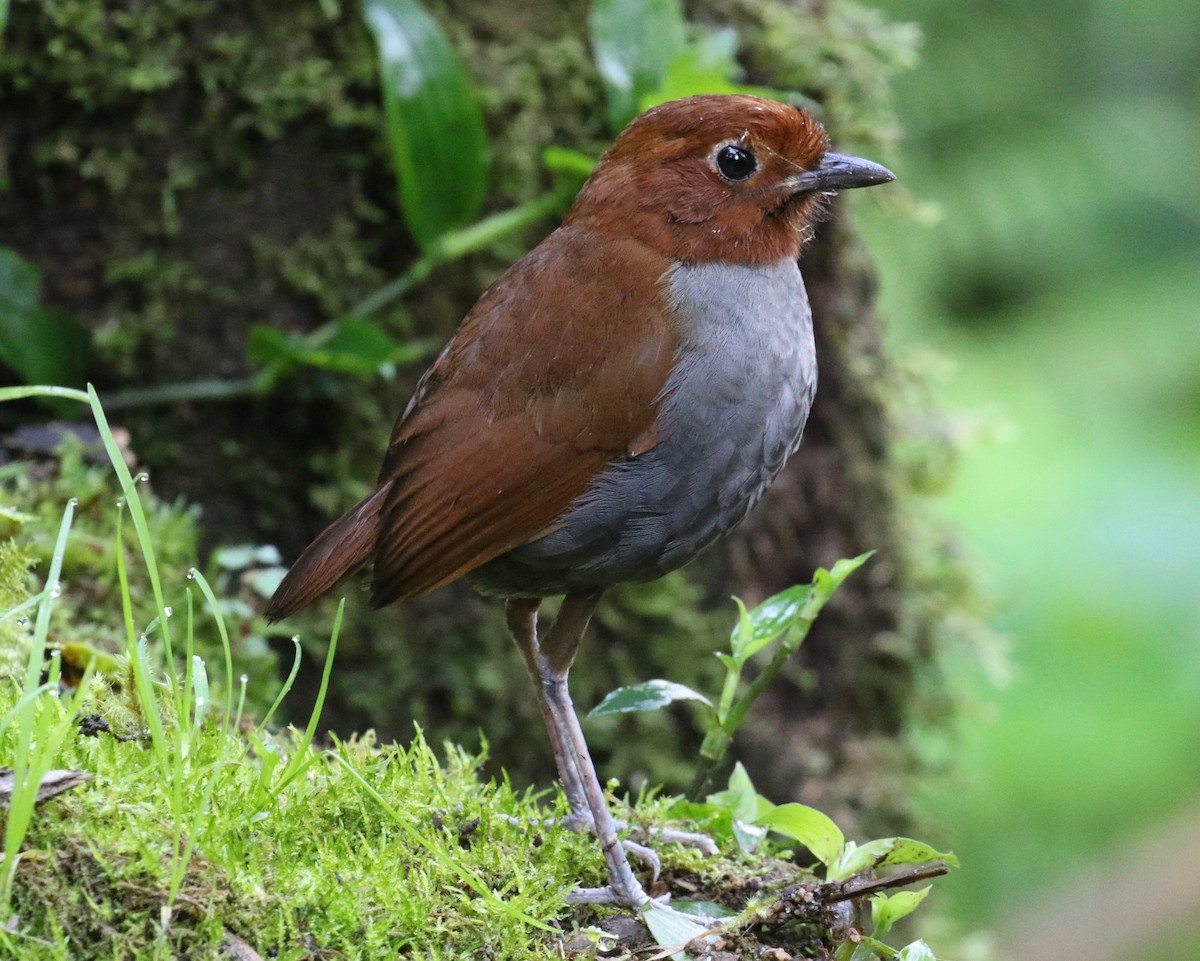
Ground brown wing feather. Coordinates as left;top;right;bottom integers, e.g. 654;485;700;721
369;226;678;605
265;485;390;621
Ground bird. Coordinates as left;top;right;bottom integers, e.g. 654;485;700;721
266;93;894;908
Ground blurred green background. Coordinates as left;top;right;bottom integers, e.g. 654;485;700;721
859;0;1200;957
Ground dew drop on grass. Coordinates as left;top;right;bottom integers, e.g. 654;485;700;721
240;674;249;684
136;471;149;484
49;582;62;598
68;497;79;507
115;497;125;509
163;606;173;618
186;569;197;580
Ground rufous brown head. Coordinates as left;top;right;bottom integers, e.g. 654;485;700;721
566;94;894;266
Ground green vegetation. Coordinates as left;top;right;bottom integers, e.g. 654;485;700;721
0;387;955;959
591;554;875;800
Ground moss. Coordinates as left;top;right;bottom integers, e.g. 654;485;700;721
1;665;777;960
0;435;282;714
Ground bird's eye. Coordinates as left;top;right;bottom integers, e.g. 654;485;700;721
715;144;757;181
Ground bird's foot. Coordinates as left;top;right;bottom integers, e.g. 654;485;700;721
562;812;718;858
565;881;660;907
510;812;717;883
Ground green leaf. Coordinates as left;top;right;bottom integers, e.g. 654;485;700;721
362;0;490;251
590;0;686;131
730;584;812;660
829;838;893;880
588;678;712;716
874;837;958;871
803;552;874;619
0;248;89;388
671;900;737;921
830;836;958;881
756;802;846;867
639;28;755;110
731;818;767;854
705;761;758;823
247;319;426;378
848;936;900;961
870;887;931;933
896;941;937;961
644;904;714;960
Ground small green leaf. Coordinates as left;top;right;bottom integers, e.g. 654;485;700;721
247;319;427;378
590;0;686;131
870;886;931;933
874;837;958;871
730;818;766;854
830;836;957;881
644;904;714;960
803;552;874;618
756;802;845;867
588;679;711;717
848;936;900;961
671;900;737;920
0;248;89;389
730;584;812;660
896;941;937;961
829;838;895;880
639;28;770;110
363;0;490;251
705;761;758;823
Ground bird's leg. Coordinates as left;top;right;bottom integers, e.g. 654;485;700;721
505;598;588;815
506;591;651;908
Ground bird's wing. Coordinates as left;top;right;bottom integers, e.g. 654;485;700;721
370;227;678;603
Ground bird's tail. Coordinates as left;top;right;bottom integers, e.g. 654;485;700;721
264;484;391;622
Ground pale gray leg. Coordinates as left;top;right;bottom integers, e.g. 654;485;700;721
507;591;651;908
505;599;588;815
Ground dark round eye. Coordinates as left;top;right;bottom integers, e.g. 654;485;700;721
715;144;757;181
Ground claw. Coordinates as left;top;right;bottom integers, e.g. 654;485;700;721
620;838;662;880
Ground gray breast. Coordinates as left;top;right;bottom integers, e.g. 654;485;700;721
471;257;817;597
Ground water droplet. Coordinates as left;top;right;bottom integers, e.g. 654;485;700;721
291;634;300;644
136;471;149;484
240;673;249;684
163;606;173;617
115;497;125;509
195;697;206;709
186;569;196;580
49;583;62;599
139;633;148;644
68;497;79;507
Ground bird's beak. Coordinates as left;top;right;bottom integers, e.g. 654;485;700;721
789;152;895;193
